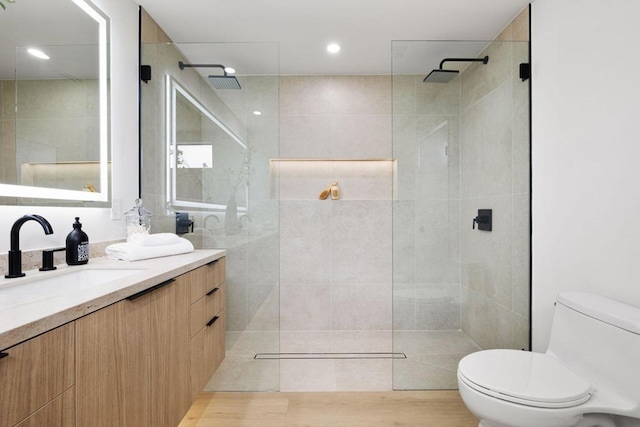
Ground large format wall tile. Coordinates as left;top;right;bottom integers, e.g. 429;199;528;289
329;75;391;116
392;75;417;115
280;76;333;116
330;200;392;285
461;196;513;308
461;80;513;199
332;283;392;330
330;114;391;159
279;115;331;158
279;201;331;284
457;10;531;351
415;283;461;330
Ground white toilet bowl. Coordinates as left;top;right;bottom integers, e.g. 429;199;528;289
458;349;591;427
456;292;640;427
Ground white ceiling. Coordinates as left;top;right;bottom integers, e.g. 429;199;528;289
136;0;531;75
0;0;530;80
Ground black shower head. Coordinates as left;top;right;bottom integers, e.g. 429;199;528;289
423;69;459;83
423;55;489;83
208;75;241;90
178;61;242;90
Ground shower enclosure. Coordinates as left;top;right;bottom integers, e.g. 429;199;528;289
391;20;531;388
140;6;530;393
140;10;281;391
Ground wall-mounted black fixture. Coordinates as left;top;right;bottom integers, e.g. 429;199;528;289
423;56;489;83
473;209;492;231
140;65;151;83
519;63;530;81
175;212;194;234
178;61;241;90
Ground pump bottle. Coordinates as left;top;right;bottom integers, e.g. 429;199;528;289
66;217;89;265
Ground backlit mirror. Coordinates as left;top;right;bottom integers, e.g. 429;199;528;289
166;76;248;211
0;0;110;204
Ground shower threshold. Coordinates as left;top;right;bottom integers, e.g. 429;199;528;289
254;352;407;360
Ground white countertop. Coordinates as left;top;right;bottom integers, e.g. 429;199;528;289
0;249;225;351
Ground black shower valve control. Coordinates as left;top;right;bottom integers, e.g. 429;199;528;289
473;209;492;231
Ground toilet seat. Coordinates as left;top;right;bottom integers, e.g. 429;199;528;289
458;349;592;409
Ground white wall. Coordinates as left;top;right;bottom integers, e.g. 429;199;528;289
532;0;640;351
0;0;139;252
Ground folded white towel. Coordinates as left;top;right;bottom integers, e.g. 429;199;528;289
105;238;194;261
128;232;182;246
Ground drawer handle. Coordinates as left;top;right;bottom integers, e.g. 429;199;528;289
206;287;219;296
206;315;219;327
0;352;8;360
206;259;219;266
126;278;176;301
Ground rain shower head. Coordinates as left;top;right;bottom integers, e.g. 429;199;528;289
208;75;241;90
423;55;489;83
423;69;459;83
178;61;242;90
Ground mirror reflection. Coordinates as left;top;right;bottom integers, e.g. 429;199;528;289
0;0;110;204
167;76;248;211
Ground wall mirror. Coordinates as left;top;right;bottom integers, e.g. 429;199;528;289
0;0;110;205
166;75;248;211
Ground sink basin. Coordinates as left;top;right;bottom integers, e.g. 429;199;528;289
0;268;145;298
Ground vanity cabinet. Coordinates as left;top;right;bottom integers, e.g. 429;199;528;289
75;290;151;426
74;257;225;427
189;258;226;399
150;274;191;427
0;323;75;427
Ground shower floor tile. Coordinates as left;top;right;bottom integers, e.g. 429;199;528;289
205;330;480;392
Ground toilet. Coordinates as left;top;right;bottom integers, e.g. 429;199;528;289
457;292;640;427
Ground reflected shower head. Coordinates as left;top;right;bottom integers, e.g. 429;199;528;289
423;55;489;83
178;61;242;90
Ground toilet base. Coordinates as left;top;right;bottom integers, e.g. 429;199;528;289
458;377;583;427
575;414;615;427
479;421;507;427
476;414;615;427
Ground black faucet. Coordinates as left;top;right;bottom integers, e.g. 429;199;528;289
5;215;54;278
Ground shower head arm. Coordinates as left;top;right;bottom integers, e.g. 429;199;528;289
178;62;228;76
439;55;489;70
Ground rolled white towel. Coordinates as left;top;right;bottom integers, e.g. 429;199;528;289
105;238;194;261
128;232;182;246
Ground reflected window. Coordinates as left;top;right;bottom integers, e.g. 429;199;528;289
177;145;213;169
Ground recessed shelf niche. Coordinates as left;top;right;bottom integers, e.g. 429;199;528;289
269;158;397;201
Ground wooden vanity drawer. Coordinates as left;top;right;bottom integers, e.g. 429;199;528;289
190;282;225;338
15;387;75;427
190;257;225;304
190;309;225;399
0;323;74;427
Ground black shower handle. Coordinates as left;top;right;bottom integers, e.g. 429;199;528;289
472;209;492;231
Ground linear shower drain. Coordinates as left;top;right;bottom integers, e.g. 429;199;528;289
254;352;407;360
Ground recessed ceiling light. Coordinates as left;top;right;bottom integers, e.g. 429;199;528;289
327;43;341;54
253;111;262;116
224;67;236;74
27;48;50;60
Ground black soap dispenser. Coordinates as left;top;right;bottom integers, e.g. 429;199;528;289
66;217;89;265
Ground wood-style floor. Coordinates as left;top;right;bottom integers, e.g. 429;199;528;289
179;391;479;427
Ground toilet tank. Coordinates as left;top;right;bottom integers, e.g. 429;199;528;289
547;292;640;415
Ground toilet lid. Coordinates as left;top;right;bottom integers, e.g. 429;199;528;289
458;349;592;408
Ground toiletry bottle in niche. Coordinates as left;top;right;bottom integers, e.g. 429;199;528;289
330;181;340;200
66;217;89;265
